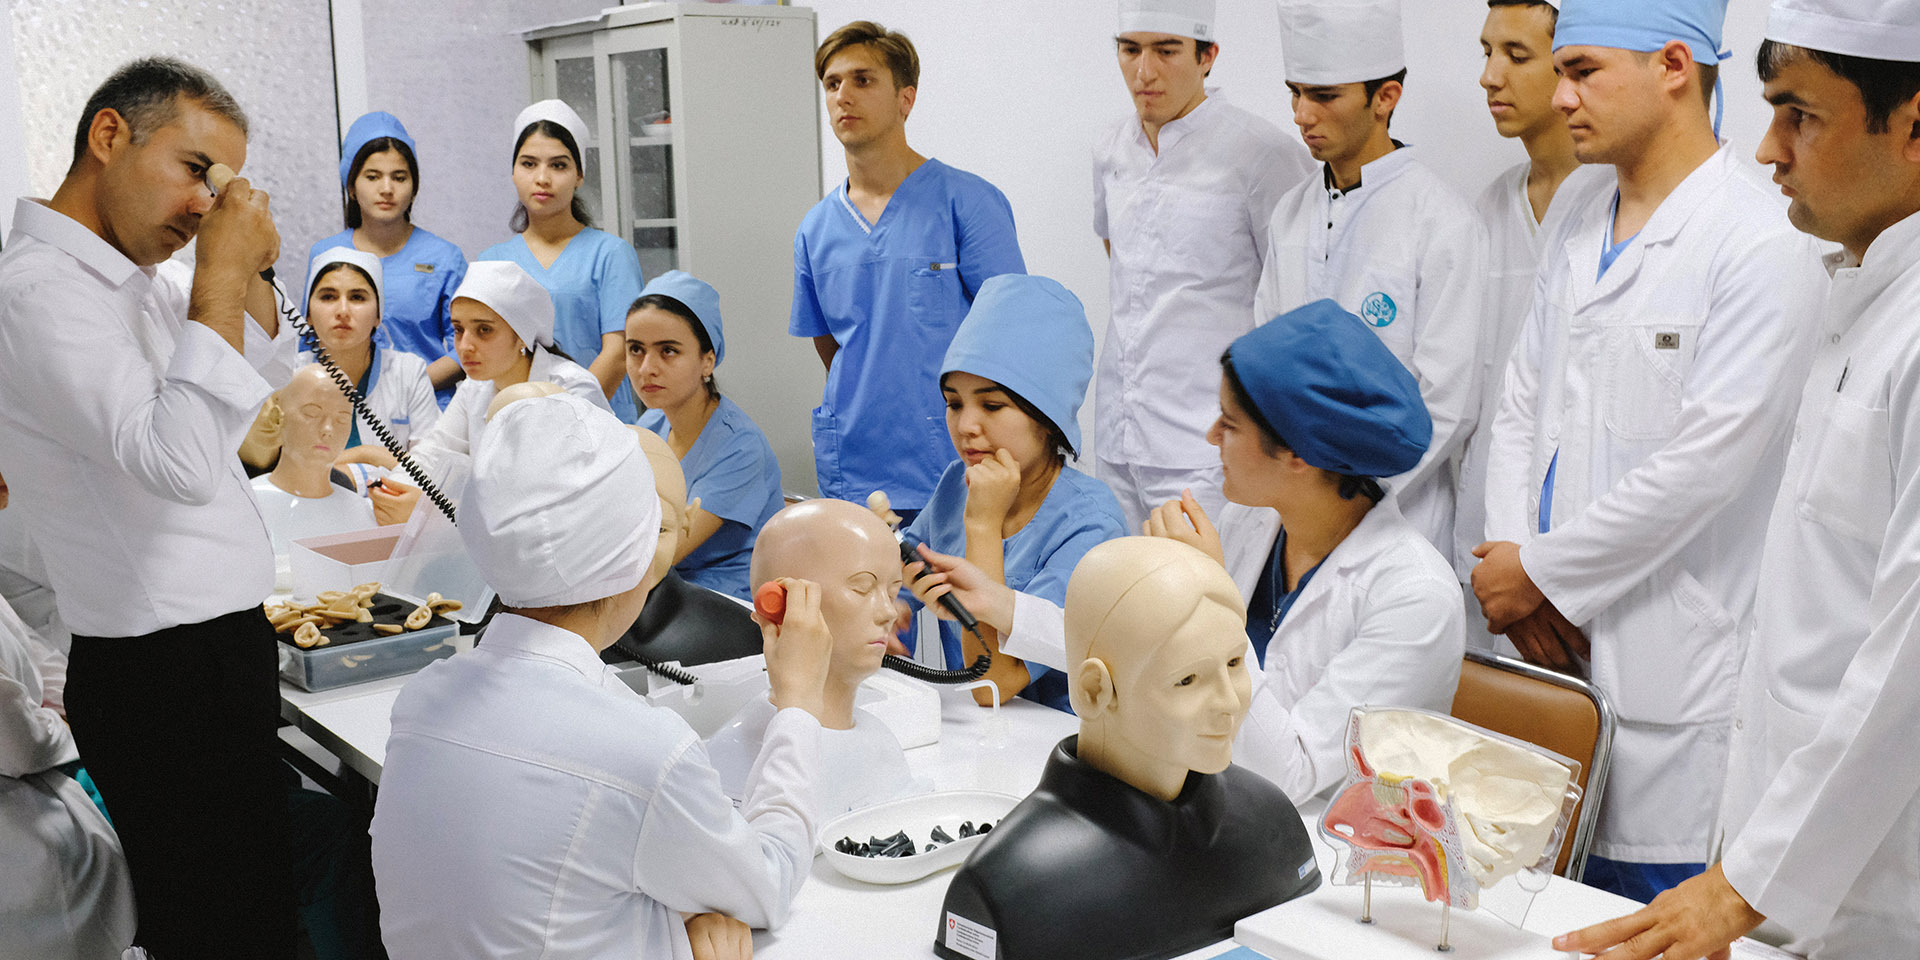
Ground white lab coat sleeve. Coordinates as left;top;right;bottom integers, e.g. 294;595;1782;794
1091;142;1110;242
1246;143;1310;270
1520;240;1819;625
0;278;269;507
242;298;300;390
1390;212;1489;503
632;707;821;929
1001;591;1069;673
403;366;440;443
1721;355;1920;936
1235;567;1466;801
1484;277;1549;545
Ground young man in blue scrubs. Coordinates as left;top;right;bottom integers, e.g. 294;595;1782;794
791;21;1026;520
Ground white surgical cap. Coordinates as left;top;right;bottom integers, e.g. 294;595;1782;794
1766;0;1920;62
1120;0;1217;41
453;260;555;351
513;99;593;158
305;246;384;310
462;393;659;609
1276;0;1407;86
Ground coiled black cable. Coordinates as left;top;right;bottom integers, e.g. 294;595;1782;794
882;535;994;684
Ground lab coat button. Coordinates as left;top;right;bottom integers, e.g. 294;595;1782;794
1830;334;1841;344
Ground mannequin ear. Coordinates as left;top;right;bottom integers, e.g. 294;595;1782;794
1072;657;1117;716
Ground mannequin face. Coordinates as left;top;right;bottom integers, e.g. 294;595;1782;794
632;427;693;586
1117;32;1214;128
451;297;529;383
273;365;353;491
626;305;715;415
1101;596;1251;776
753;499;904;693
513;131;583;224
307;265;380;357
1479;5;1563;141
352;147;415;226
942;371;1053;476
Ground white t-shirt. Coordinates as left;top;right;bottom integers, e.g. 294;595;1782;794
248;475;377;592
708;696;922;819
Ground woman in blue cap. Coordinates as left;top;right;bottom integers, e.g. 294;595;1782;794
1143;298;1466;801
309;111;468;408
902;275;1128;713
481;101;645;424
627;271;783;601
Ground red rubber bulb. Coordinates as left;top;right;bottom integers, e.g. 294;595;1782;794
754;581;787;625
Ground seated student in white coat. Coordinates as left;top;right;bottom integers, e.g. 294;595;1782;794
383;260;610;517
1472;0;1826;904
1563;2;1920;957
1253;0;1490;560
371;392;833;960
1146;299;1464;802
297;247;438;492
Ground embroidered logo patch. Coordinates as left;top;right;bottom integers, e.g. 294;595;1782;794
1361;291;1397;328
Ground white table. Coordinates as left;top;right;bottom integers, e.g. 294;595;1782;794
277;675;1780;959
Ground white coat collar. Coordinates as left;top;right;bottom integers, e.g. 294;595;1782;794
1221;493;1414;603
1322;144;1417;197
1133;87;1223;154
9;197;146;289
1560;142;1738;302
479;613;612;682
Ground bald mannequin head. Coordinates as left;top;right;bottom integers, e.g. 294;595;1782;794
268;364;352;498
751;498;903;727
484;379;564;422
629;426;695;587
1066;537;1252;803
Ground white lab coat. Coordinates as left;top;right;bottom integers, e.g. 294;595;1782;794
406;346;610;481
1485;143;1826;862
0;599;133;960
1221;496;1465;802
1253;147;1490;556
1718;209;1920;957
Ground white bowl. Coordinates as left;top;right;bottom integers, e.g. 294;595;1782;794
818;790;1022;885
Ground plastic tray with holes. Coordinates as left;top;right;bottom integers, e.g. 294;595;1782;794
276;592;459;691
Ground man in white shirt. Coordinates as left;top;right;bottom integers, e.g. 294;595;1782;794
1255;0;1490;558
1093;0;1314;532
1456;0;1587;640
0;57;293;957
373;393;833;959
1560;1;1920;956
1473;0;1826;903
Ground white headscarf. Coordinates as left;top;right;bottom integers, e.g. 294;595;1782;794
452;260;555;351
462;393;659;608
1119;0;1217;41
1766;0;1920;61
1276;0;1406;86
513;99;593;157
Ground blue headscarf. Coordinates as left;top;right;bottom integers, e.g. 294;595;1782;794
339;112;417;188
1227;300;1430;477
941;275;1094;456
637;270;725;366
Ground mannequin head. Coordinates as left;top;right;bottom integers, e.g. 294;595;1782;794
750;498;903;729
630;426;696;586
268;364;352;498
1066;537;1251;802
484;380;563;422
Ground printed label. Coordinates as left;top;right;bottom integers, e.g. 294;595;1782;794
945;911;997;960
1654;331;1680;350
1299;858;1317;880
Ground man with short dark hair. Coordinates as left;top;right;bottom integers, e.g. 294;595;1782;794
1255;0;1490;563
1560;0;1920;955
0;56;296;957
791;21;1025;521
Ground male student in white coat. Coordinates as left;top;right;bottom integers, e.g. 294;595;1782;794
1472;0;1826;904
1255;0;1488;562
1560;1;1920;956
1456;0;1590;638
1092;0;1314;532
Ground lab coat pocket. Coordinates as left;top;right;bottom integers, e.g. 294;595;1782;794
1602;321;1699;441
1595;565;1736;727
908;264;959;329
1798;395;1893;544
1757;686;1823;778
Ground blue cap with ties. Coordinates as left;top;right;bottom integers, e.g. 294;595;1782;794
1553;0;1733;64
637;270;726;366
941;275;1095;457
338;111;417;189
1226;299;1430;478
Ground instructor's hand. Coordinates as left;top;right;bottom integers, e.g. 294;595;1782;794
1554;864;1761;960
197;166;279;277
904;542;1015;635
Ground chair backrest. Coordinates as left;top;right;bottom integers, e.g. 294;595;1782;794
1449;649;1615;881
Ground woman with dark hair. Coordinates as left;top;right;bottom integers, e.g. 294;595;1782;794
308;112;467;407
627;271;781;601
480;100;645;423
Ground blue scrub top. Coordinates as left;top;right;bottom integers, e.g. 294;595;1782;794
791;158;1025;508
308;227;466;408
480;229;645;422
639;397;783;601
904;462;1127;713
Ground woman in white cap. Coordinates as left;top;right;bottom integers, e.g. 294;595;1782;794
401;260;612;484
628;270;783;601
298;246;439;492
308;111;468;407
371;392;836;960
480;100;645;423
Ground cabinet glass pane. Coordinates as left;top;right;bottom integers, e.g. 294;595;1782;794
633;226;678;279
629;143;676;222
612;46;676;270
553;56;600;206
615;48;671;128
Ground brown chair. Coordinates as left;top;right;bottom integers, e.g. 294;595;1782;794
1449;649;1615;881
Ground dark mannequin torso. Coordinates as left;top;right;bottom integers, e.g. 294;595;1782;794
601;571;762;668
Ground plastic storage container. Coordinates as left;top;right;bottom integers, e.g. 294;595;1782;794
277;592;459;691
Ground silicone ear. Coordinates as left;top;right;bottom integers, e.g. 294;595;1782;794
754;581;788;625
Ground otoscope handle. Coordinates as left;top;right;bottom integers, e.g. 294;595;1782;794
204;163;278;284
899;537;979;633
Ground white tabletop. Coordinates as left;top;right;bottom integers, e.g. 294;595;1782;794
278;674;1776;960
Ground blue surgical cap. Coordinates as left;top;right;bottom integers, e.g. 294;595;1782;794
1227;300;1430;477
941;275;1094;456
637;270;725;366
339;112;417;189
1554;0;1733;63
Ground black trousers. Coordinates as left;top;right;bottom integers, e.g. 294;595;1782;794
67;606;296;960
